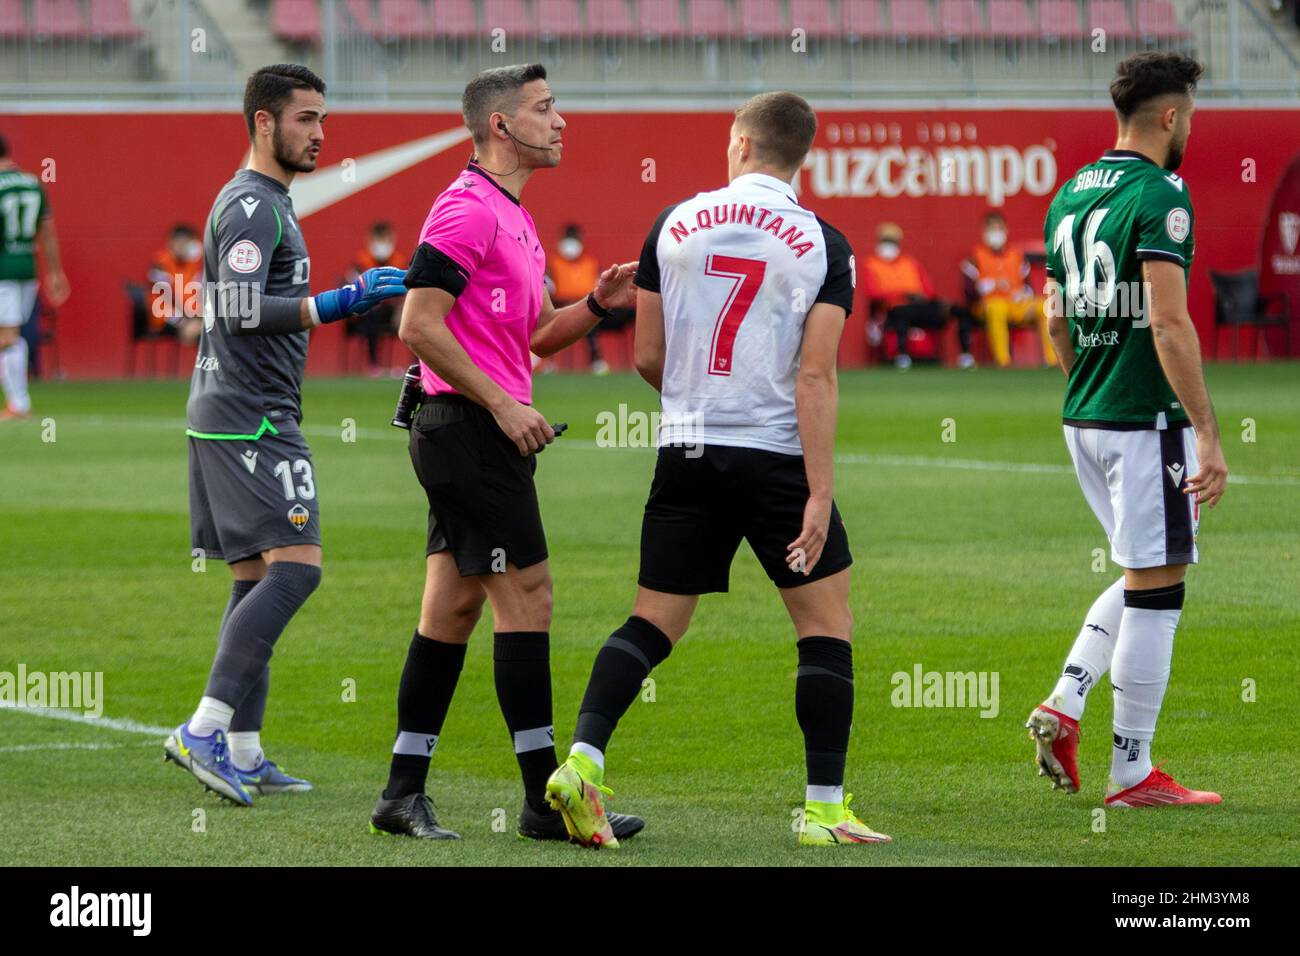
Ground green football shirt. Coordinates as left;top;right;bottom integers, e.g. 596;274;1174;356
1043;148;1194;429
0;168;47;282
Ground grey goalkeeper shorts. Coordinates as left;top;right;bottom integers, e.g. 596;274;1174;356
188;422;321;564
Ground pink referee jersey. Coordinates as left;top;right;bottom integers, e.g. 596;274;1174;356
412;161;546;404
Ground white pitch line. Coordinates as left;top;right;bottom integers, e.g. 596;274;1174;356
0;741;154;753
43;415;1300;487
0;703;171;737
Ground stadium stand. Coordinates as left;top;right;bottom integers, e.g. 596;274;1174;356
273;0;323;43
377;0;433;40
2;1;1297;100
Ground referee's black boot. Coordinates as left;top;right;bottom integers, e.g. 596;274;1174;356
517;797;646;842
370;792;460;840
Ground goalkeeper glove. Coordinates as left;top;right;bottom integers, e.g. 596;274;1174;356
309;266;408;325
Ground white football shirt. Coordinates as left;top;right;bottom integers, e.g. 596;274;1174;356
633;172;855;455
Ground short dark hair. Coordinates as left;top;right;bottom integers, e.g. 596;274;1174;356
170;223;197;239
370;221;393;235
1110;52;1202;120
462;63;547;147
734;92;817;172
243;64;326;139
0;135;8;159
983;211;1006;225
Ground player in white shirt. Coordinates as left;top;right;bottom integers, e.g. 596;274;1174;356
544;93;890;848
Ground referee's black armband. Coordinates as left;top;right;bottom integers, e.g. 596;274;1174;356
405;242;471;297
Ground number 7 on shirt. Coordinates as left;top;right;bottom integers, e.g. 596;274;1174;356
705;254;766;376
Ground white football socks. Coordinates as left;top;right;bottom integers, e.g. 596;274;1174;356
806;785;844;806
1109;583;1184;789
1047;576;1125;721
570;742;605;769
188;696;235;737
0;338;30;414
1111;735;1154;790
227;731;264;771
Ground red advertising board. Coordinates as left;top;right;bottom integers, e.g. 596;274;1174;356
1;106;1295;377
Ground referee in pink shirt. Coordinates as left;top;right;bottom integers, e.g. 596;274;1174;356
368;64;643;843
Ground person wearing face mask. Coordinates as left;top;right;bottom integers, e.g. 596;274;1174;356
863;222;973;369
347;221;406;376
961;211;1055;368
547;223;610;374
147;223;204;346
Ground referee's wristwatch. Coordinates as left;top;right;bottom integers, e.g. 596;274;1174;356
586;291;616;320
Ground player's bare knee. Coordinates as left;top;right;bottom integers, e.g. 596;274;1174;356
422;605;480;643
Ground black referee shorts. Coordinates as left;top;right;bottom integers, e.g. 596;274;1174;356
638;444;852;595
408;394;548;576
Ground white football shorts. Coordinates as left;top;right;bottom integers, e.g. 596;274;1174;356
1064;423;1200;569
0;279;38;328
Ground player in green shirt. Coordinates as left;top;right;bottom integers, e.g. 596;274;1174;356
0;135;69;420
1028;52;1228;809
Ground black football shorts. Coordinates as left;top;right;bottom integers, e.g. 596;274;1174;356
408;394;548;576
638;444;852;594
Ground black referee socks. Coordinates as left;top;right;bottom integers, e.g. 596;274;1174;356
573;616;674;754
494;631;558;810
796;636;855;788
384;632;467;800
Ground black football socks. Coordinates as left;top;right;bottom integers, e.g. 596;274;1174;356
572;616;674;756
796;636;854;799
384;631;468;800
494;631;559;810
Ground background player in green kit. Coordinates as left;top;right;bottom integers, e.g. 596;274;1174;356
1028;52;1229;809
163;65;408;806
0;135;69;421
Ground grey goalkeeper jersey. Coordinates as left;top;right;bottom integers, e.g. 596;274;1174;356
186;169;312;436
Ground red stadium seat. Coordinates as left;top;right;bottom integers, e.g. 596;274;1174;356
586;0;636;35
484;0;538;36
937;0;989;38
377;0;434;39
789;0;837;37
87;0;145;38
1136;0;1189;39
272;0;322;43
987;0;1037;39
0;0;30;38
890;0;940;39
345;0;380;35
1085;0;1136;39
32;0;90;38
271;0;322;42
637;0;687;38
1037;0;1085;39
430;0;479;36
840;0;888;38
737;0;787;37
536;0;585;38
686;0;735;37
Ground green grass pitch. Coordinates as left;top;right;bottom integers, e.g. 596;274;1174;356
2;364;1297;866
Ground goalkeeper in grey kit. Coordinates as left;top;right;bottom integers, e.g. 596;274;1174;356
164;64;407;806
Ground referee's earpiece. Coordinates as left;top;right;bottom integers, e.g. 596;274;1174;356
498;122;507;132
